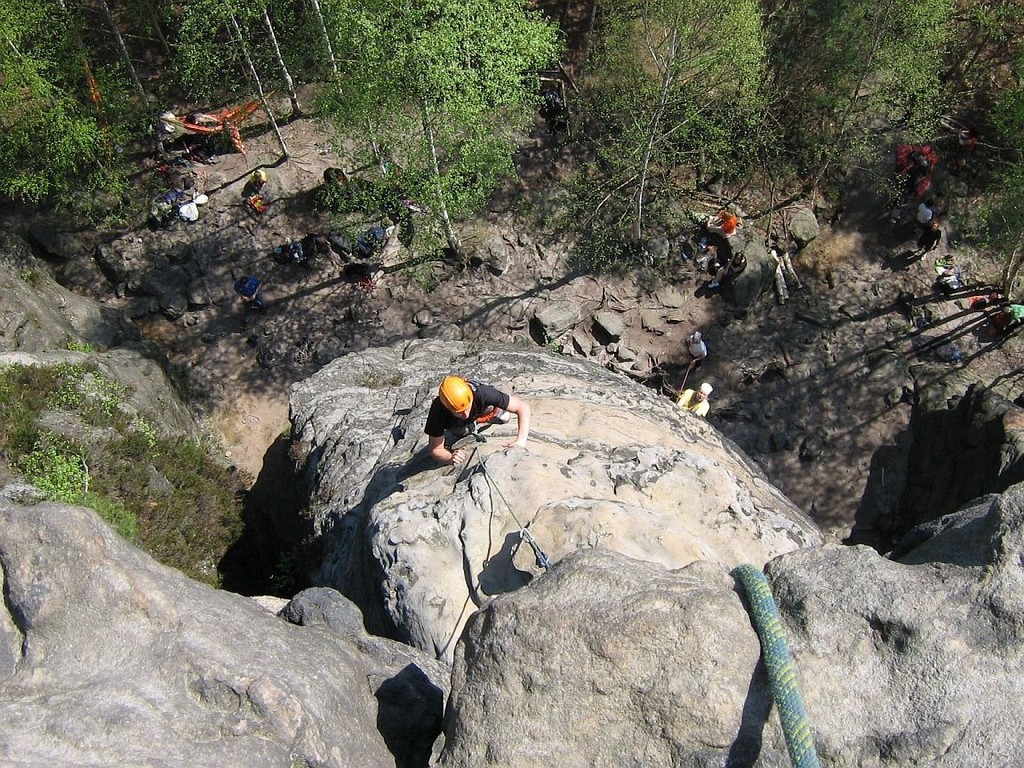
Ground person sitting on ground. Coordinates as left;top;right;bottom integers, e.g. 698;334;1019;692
242;169;267;198
676;382;713;418
425;376;532;465
233;275;264;308
707;210;741;237
934;255;964;295
708;252;747;289
688;331;708;365
993;304;1024;334
243;169;269;214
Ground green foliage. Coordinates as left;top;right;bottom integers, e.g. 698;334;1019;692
17;436;88;503
65;338;96;353
0;0;135;211
318;0;560;252
0;362;244;587
175;0;243;100
12;431;137;539
82;492;138;540
20;268;42;286
47;363;128;423
570;0;768;250
93;434;245;586
767;0;954;175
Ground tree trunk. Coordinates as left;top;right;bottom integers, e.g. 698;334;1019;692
420;100;463;261
97;0;146;99
1001;240;1023;300
308;0;339;78
146;2;172;57
229;13;289;157
634;19;681;241
262;7;300;115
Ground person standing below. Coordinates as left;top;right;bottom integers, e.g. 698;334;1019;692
688;331;708;365
916;219;942;255
425;375;532;465
676;382;713;418
233;275;264;308
916;198;936;229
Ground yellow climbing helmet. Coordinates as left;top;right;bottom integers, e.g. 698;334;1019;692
438;376;473;414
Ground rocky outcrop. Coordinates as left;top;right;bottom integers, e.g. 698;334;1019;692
0;232;199;438
440;484;1024;767
899;378;1024;532
0;500;447;768
289;340;823;661
0;231;139;353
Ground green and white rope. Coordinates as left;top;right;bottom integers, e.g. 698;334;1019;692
732;563;821;768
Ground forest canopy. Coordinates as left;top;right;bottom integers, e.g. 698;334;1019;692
0;0;1021;272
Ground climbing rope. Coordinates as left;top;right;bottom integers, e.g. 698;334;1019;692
732;564;820;768
471;446;552;571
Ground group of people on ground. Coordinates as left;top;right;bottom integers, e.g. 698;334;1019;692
684;210;747;293
892;136;1024;341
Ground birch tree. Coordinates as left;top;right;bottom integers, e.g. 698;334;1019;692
317;0;559;259
766;0;955;182
574;0;766;247
0;0;121;206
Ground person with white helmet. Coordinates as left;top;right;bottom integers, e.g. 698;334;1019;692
676;381;713;418
425;376;532;465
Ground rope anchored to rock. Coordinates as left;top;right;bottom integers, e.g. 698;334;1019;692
467;440;552;571
732;564;820;768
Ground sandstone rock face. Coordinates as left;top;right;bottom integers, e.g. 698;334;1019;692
289;340;822;661
0;500;446;768
442;551;788;767
900;379;1024;534
439;484;1024;768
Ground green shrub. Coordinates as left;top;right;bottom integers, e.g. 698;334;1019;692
82;492;137;539
64;338;96;353
17;439;88;502
0;362;244;587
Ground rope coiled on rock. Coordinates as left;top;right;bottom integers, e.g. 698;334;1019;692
732;564;820;768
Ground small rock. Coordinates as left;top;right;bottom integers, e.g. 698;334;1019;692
654;287;687;309
616;346;638;363
413;309;432;327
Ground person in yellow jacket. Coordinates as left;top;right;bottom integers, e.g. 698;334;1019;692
676;381;712;418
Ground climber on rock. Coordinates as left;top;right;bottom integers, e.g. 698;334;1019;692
425;375;532;465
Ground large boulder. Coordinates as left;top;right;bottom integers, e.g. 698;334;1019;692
788;206;820;247
0;500;447;768
0;232;140;352
289;340;822;661
439;483;1024;767
0;232;197;438
898;378;1024;535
